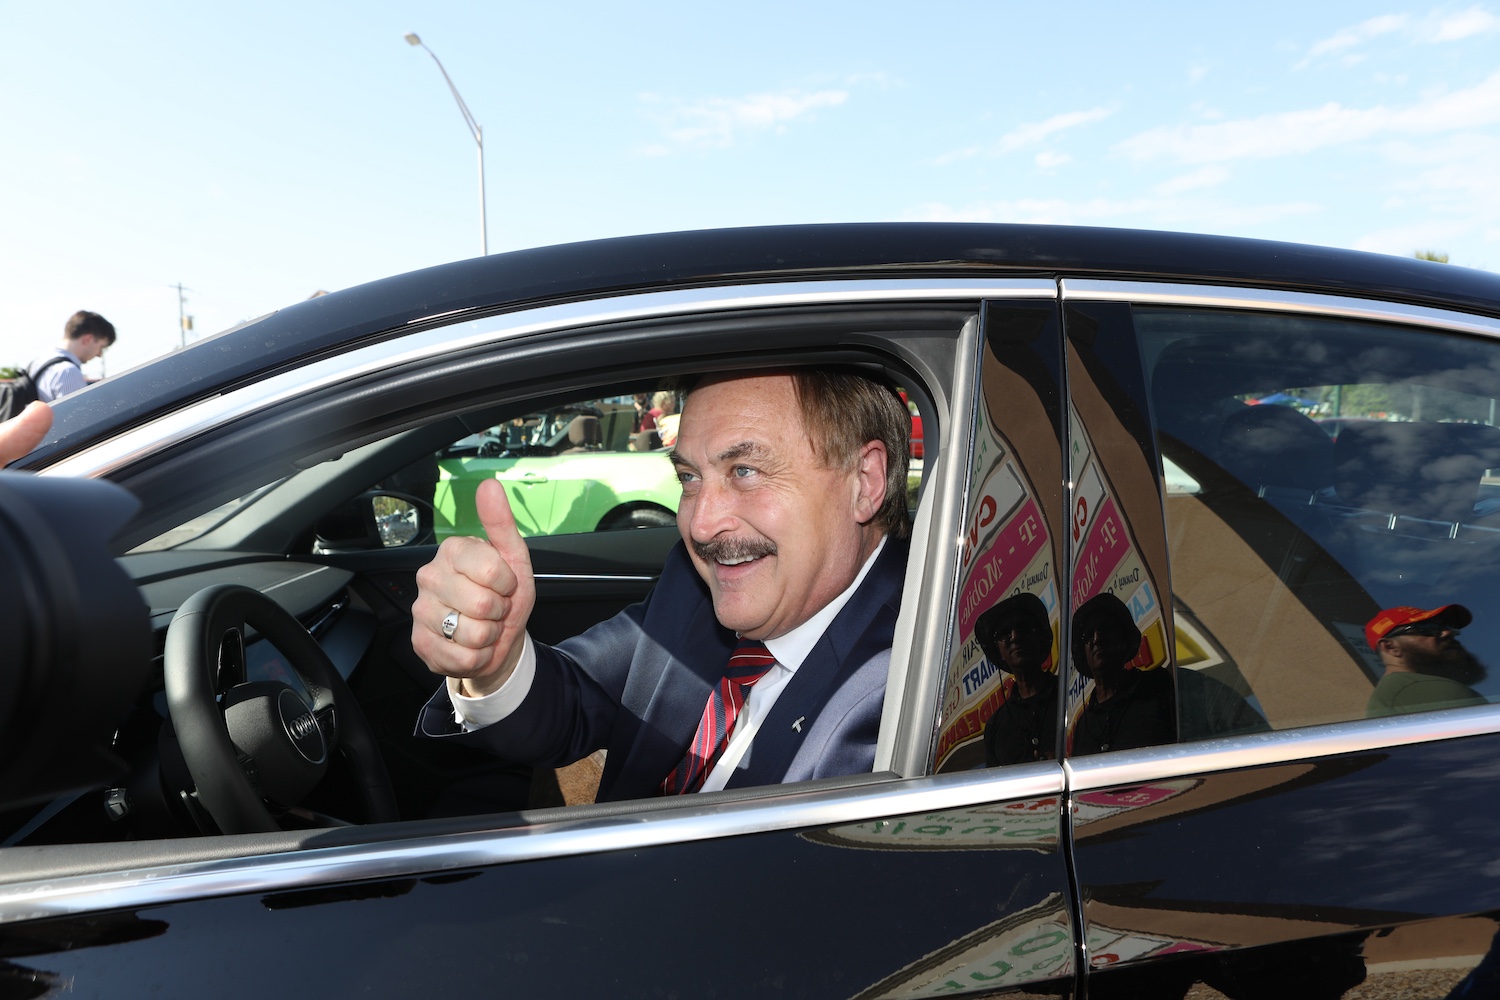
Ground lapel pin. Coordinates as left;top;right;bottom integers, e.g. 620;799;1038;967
792;716;805;732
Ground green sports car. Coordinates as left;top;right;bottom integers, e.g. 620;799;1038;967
434;402;680;539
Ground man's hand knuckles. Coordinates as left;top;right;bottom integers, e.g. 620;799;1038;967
465;589;508;621
467;557;518;595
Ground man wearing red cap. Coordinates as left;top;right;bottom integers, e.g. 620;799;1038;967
1365;604;1489;717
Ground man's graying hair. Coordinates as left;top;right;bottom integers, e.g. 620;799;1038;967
676;367;911;539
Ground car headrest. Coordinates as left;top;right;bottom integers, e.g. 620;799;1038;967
566;415;601;448
1217;405;1334;493
1334;421;1500;523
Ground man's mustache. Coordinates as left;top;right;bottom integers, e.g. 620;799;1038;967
693;536;777;564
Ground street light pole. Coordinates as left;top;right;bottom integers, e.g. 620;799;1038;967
404;32;487;256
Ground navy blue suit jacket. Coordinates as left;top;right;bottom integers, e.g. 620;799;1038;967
417;536;908;802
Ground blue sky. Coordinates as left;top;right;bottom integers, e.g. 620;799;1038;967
3;2;1498;377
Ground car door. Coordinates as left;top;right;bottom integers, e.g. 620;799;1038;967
0;277;1086;999
1058;281;1500;997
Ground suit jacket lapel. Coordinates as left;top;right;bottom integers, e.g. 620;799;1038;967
605;586;735;798
729;537;907;788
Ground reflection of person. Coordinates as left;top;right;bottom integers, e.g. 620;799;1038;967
977;593;1058;765
633;392;656;432
413;369;912;801
29;310;116;401
1070;593;1175;756
653;390;680;447
1365;604;1488;718
657;392;681;446
0;402;53;464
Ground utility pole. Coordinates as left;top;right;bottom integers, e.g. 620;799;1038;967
171;283;194;349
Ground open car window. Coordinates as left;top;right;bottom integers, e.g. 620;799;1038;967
430;395;680;540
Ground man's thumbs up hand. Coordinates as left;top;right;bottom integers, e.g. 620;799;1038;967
413;478;536;697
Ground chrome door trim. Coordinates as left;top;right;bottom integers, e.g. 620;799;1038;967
44;278;1055;481
1061;279;1500;339
1065;702;1500;792
0;763;1063;925
876;315;983;777
533;573;659;583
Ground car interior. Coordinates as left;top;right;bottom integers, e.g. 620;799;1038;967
1143;306;1500;733
0;304;960;881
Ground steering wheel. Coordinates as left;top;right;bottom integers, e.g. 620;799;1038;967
164;584;398;834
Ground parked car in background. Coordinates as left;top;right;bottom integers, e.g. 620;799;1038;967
5;223;1500;998
434;401;679;538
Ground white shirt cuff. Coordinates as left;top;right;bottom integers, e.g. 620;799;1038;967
447;632;537;731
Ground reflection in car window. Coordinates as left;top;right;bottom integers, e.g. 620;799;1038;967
1062;397;1178;755
130;481;286;552
939;303;1066;773
1141;307;1500;734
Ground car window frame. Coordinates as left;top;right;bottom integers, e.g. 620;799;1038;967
1056;276;1500;785
5;276;1079;920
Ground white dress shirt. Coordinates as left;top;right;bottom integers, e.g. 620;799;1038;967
32;349;86;402
448;536;887;792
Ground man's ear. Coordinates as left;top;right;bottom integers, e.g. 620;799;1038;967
851;440;889;525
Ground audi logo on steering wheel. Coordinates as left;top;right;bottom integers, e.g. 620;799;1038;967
277;688;327;764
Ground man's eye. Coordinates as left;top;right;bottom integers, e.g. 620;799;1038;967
732;465;756;479
676;470;699;486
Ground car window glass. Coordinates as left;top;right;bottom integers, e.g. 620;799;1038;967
130;481;286;552
1142;307;1500;734
429;395;680;540
1058;302;1180;760
938;302;1066;773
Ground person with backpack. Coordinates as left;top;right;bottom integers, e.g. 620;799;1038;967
28;310;116;402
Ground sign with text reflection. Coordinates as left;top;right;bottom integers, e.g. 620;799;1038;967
937;398;1060;773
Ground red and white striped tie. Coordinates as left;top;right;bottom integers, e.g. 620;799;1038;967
661;639;778;795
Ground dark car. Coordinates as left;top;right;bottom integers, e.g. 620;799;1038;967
4;223;1500;999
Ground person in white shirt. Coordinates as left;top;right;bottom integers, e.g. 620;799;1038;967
31;311;116;402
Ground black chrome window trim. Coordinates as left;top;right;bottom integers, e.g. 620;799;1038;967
0;763;1063;925
1066;702;1500;792
1061;278;1500;339
876;314;983;778
44;278;1055;482
533;573;659;583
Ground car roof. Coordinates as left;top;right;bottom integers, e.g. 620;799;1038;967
25;222;1500;469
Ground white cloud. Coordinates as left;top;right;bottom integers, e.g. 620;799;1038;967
995;107;1114;154
905;195;1319;230
1153;165;1231;196
1424;5;1500;41
1383;133;1500;218
1035;151;1072;170
935;106;1113;164
1352;220;1471;256
638;88;849;154
1115;69;1500;163
907;197;1148;225
1299;6;1499;65
1299;13;1409;67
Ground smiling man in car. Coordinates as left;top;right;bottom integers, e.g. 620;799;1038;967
412;368;911;801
